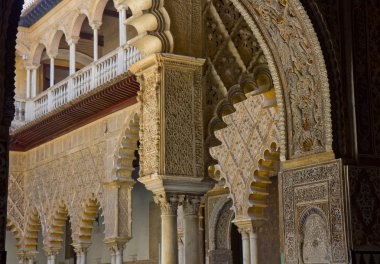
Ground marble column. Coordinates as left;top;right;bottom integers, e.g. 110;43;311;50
49;56;55;87
155;195;179;264
183;196;201;264
241;230;250;264
178;233;184;264
26;67;31;98
118;7;127;46
68;38;79;75
91;22;101;61
31;65;38;98
249;230;258;264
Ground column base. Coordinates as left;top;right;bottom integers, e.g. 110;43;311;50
0;250;7;263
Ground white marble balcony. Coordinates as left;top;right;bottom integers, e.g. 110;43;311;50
12;45;141;131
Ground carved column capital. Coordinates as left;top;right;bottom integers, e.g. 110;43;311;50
182;195;201;216
234;219;263;236
90;20;102;30
67;36;79;46
17;251;37;263
73;243;90;254
105;237;128;254
154;194;179;216
44;247;60;259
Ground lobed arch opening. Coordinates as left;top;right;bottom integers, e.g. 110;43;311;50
5;218;22;251
43;203;69;252
112;112;140;180
74;197;103;246
23;208;41;252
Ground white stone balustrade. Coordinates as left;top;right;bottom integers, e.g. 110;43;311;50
12;46;141;129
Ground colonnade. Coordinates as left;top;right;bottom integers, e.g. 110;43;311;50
23;6;128;100
156;195;202;264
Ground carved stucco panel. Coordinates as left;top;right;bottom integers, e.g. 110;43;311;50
138;67;160;177
164;68;194;176
281;160;348;264
210;94;279;219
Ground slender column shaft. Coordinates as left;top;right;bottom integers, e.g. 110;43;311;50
115;248;123;264
76;254;81;264
242;231;250;264
249;231;258;264
50;254;56;264
31;67;37;98
184;197;200;264
178;236;184;264
110;252;116;264
69;42;76;75
162;214;178;264
81;252;86;264
50;57;55;87
119;8;127;46
156;195;179;264
28;258;33;264
93;28;99;61
26;68;31;98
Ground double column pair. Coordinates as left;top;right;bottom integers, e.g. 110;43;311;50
156;195;201;264
235;221;259;264
17;252;37;264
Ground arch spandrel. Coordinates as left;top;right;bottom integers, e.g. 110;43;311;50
210;92;280;220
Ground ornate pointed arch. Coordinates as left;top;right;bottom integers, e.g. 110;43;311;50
6;218;23;251
247;142;280;220
209;77;280;220
112;112;140;179
208;197;234;251
44;203;69;252
72;197;101;246
22;208;41;252
206;65;275;167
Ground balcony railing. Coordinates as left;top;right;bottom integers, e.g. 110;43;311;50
12;45;141;129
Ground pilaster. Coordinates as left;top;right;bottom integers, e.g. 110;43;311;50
103;180;135;240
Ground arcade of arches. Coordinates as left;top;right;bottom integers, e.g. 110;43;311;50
1;0;380;263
